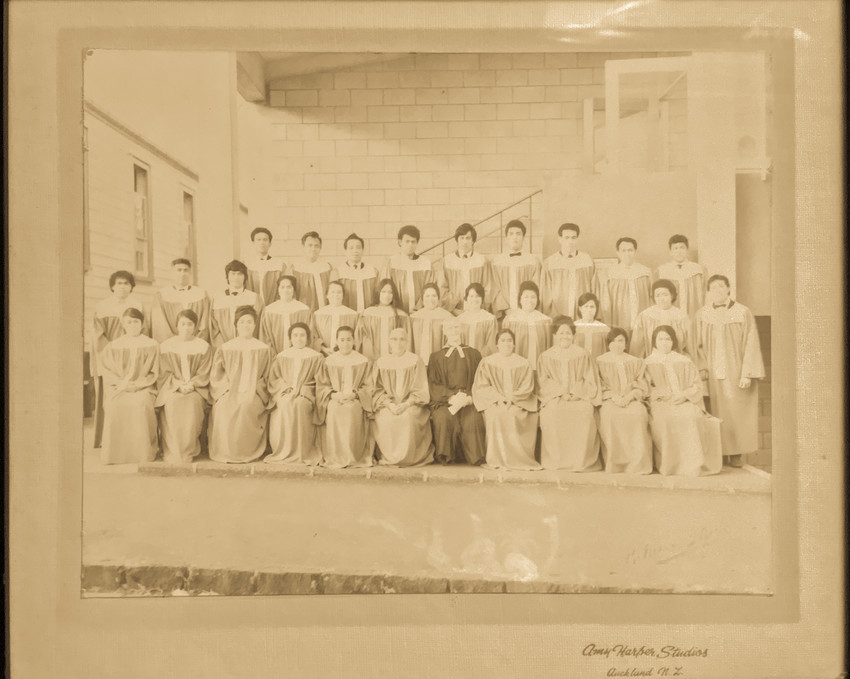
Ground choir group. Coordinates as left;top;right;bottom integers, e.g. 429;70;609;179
90;220;766;476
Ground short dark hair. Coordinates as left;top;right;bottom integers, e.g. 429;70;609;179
652;279;678;303
171;258;192;268
517;280;540;309
276;274;299;300
551;315;576;335
558;223;580;237
707;274;730;289
327;279;346;302
496;328;516;344
397;225;420;242
422;282;441;299
109;270;136;291
344;233;365;249
668;234;689;248
288;321;312;342
233;305;258;327
606;327;629;348
301;231;322;245
176;309;199;326
616;237;638;251
122;307;145;322
505;219;526;236
251;227;273;242
464;282;485;300
577;292;600;319
224;260;248;279
454;223;477;242
651;324;679;352
336;325;355;339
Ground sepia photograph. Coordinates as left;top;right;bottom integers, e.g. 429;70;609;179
81;47;775;597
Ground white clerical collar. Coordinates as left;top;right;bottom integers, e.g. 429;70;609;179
444;344;466;358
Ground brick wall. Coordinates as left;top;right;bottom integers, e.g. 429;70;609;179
264;52;674;264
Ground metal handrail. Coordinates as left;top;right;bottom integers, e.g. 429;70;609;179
419;189;543;256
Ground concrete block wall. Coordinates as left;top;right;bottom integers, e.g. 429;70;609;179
263;52;671;266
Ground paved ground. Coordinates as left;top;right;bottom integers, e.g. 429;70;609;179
82;423;772;596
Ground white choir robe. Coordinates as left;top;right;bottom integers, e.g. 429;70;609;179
629;305;691;360
258;299;318;356
596;351;652;474
574;320;610;360
472;352;541;470
287;259;334;312
537;344;602;471
599;263;653;333
355;305;412;360
457;308;497;357
208;338;271;463
372;352;434;467
541;251;597;319
313;304;360;356
316;350;374;468
383;254;438;314
209;289;264;350
695;300;765;456
438;251;495;314
410;307;456;366
151;286;211;343
155;336;213;463
655;260;707;343
501;309;553;371
491;252;542;316
99;334;159;465
645;350;722;476
265;347;324;465
330;262;379;314
246;255;285;306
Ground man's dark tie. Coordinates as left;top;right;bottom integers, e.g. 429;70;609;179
509;252;522;257
713;303;727;309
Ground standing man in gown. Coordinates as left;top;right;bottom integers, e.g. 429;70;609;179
491;219;542;321
150;258;210;343
655;234;708;346
245;227;285;306
599;237;653;334
542;222;597;320
438;223;494;315
331;233;379;314
287;231;334;313
384;225;439;314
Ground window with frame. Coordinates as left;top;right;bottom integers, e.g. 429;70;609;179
182;190;198;285
132;162;153;279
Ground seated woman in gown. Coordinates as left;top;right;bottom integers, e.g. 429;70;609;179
410;282;456;366
265;322;324;465
457;282;497;357
644;325;722;476
259;274;318;356
596;327;652;474
155;309;213;463
356;278;412;360
99;307;159;465
372;327;435;467
208;306;272;464
316;326;374;468
538;316;602;471
573;292;610;360
472;328;541;471
501;281;552;372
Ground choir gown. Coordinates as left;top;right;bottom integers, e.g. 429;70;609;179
209;289;264;349
384;254;438;314
596;351;652;474
316;350;374;468
501;309;553;370
99;334;159;465
286;259;334;313
644;350;722;476
541;251;597;319
629;305;691;359
155;336;213;463
574;320;611;360
472;352;541;471
313;304;360;356
537;344;602;471
695;300;765;456
457;308;497;357
330;262;379;314
259;299;318;356
246;255;285;306
410;306;456;366
599;263;653;333
372;352;435;466
150;286;211;343
490;251;542;316
656;260;707;344
265;346;324;465
208;337;272;463
438;252;494;313
355;305;412;360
